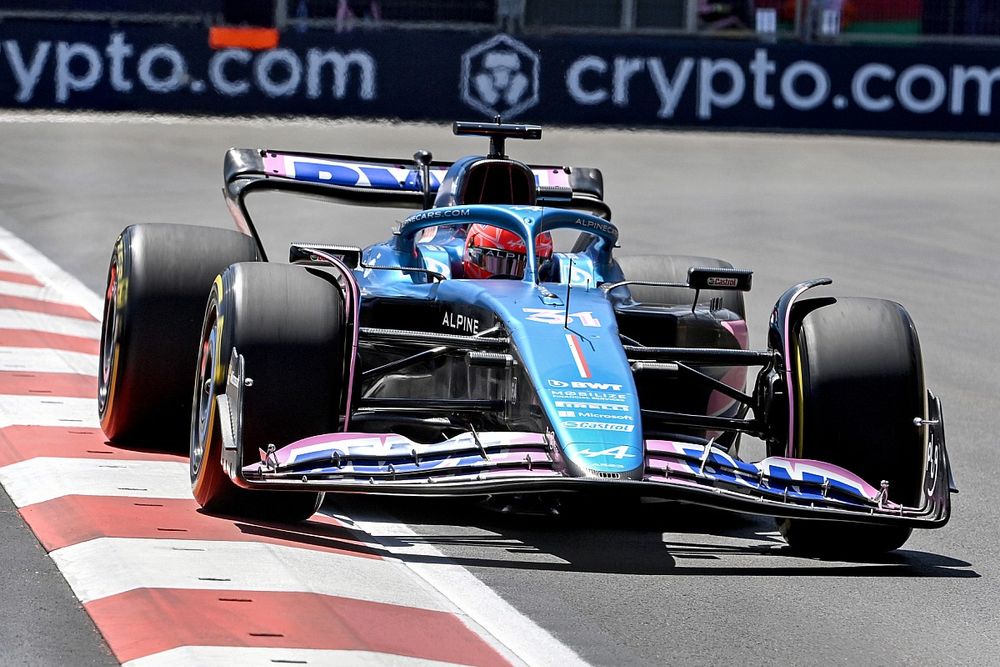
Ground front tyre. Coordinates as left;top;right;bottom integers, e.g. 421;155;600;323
778;297;926;556
190;263;346;522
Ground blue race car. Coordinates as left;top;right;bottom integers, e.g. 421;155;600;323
98;121;954;556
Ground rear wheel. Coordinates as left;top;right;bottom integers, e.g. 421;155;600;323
779;297;926;556
190;262;346;522
98;224;259;448
615;255;747;448
614;254;745;318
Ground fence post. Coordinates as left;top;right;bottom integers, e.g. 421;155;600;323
621;0;636;31
685;0;699;33
794;0;807;39
274;0;288;29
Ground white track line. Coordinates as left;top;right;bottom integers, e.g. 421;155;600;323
328;508;589;667
0;225;589;667
0;224;104;319
0;394;98;428
0;280;81;305
53;537;457;610
0;309;101;339
0;458;192;508
127;647;463;667
0;347;98;375
0;259;33;275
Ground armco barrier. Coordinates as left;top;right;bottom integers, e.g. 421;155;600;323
0;20;998;136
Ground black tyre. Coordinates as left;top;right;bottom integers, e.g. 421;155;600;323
190;262;346;522
779;297;926;556
615;255;747;448
99;224;259;447
614;254;746;318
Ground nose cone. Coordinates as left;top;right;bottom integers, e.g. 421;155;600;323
563;440;645;479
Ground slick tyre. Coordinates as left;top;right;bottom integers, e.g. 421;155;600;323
615;255;747;447
98;224;259;448
190;262;346;522
614;255;746;318
779;297;926;556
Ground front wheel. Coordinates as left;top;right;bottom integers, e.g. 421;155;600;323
778;297;926;556
190;263;347;522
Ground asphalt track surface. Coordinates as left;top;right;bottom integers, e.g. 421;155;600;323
1;112;998;665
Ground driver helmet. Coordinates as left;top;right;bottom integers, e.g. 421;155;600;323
463;224;553;279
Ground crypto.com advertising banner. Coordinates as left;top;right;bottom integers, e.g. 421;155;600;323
1;20;997;136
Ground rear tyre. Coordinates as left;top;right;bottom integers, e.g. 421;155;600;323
615;255;747;448
778;297;925;556
190;262;346;522
614;254;746;318
98;224;259;448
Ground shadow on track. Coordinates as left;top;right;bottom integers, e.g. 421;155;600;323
323;495;978;579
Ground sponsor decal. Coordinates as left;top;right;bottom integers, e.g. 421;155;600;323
548;379;623;391
706;276;739;287
441;311;480;334
460;33;540;118
575;411;632;421
557;410;575;417
284;158;443;191
404;208;471;224
572;217;618;239
554;401;629;412
550;389;629;402
563;421;635;432
0;31;376;104
565;48;1000;121
565;332;591;379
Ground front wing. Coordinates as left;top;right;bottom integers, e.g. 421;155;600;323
219;352;951;528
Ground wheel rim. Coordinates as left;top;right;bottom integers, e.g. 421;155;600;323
97;261;118;415
190;305;218;480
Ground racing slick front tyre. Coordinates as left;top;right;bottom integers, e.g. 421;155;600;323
614;254;746;318
778;297;926;557
98;224;259;448
190;262;346;522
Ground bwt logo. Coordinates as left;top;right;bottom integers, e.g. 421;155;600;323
460;34;539;118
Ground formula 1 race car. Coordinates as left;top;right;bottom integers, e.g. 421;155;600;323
98;120;954;556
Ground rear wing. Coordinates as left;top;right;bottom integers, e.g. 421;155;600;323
223;148;608;257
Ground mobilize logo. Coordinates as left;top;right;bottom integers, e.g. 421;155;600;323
0;32;375;103
460;34;539;118
549;379;624;391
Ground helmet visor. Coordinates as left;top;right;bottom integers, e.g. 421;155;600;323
467;246;527;278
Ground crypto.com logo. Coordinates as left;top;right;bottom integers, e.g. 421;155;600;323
460;34;539;118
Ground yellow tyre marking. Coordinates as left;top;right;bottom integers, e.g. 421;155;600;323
793;334;806;458
193;275;226;497
99;240;126;428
